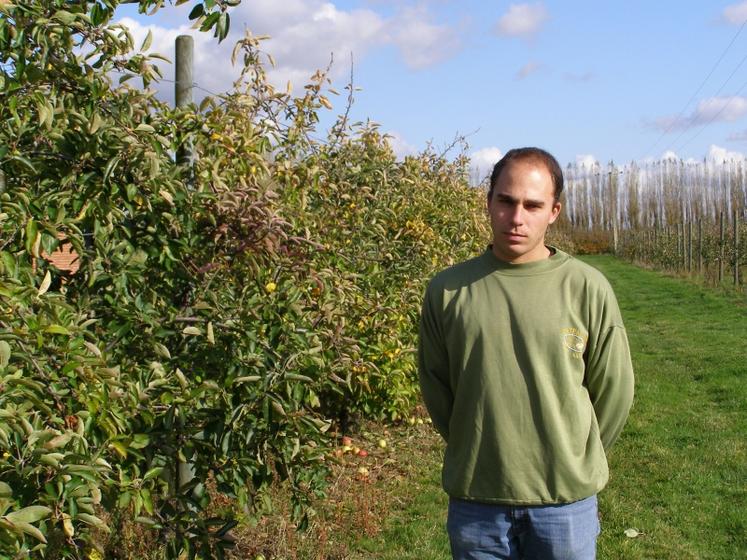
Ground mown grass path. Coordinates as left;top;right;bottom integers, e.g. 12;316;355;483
352;256;746;559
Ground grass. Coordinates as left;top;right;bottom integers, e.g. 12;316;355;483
240;256;746;559
584;256;746;560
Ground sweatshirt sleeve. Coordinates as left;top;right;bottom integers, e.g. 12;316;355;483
418;281;453;441
585;322;635;452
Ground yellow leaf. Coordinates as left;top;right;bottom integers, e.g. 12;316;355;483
84;341;102;358
319;96;333;110
182;326;201;336
89;112;103;134
159;189;174;205
0;341;10;368
62;513;74;538
624;528;641;538
38;270;52;296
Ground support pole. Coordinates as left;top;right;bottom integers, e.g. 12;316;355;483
697;218;703;274
687;220;693;273
175;35;195;174
174;34;200;502
735;208;740;286
719;211;725;284
677;223;683;270
612;221;618;255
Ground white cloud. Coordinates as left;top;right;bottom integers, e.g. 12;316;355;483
695;96;747;122
648;96;747;132
115;0;460;103
469;146;503;185
385;131;418;159
661;150;679;161
722;1;747;25
707;144;746;162
494;3;549;39
515;61;541;80
388;6;460;69
114;17;236;103
259;2;386;86
575;154;598;168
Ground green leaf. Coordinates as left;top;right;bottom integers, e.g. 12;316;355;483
154;343;171;359
234;376;261;384
13;521;47;543
89;112;103;134
215;12;229;42
0;482;12;498
135;123;155;133
9;155;36;173
285;373;313;383
45;325;71;336
188;4;204;20
52;10;76;25
141;29;153;52
103;155;121;184
140;488;153;515
4;505;52;524
24;219;38;254
77;513;109;532
143;467;163;481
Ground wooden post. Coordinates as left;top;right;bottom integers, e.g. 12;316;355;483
174;35;200;501
677;223;683;270
687;220;693;272
698;218;703;274
612;221;619;255
175;35;195;172
735;207;740;286
719;211;725;284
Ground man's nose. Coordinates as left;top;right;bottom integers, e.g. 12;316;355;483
509;205;524;225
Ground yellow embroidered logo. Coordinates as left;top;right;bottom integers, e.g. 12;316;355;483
561;327;587;359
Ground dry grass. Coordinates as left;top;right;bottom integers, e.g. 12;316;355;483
230;408;442;560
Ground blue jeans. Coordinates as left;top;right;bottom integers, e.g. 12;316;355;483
446;495;600;560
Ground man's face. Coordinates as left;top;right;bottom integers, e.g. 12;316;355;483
487;159;561;264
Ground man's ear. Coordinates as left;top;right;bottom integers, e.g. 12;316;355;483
549;201;562;224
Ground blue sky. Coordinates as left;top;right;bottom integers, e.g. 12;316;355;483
115;1;747;179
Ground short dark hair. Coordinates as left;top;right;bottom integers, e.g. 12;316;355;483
488;147;564;202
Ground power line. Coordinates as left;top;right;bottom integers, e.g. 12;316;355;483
674;73;747;153
642;16;747;159
667;50;747;153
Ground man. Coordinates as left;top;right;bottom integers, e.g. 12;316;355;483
418;147;634;560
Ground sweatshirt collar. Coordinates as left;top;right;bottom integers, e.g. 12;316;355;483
482;245;569;275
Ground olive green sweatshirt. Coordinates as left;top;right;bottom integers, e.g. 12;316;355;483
418;247;634;505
